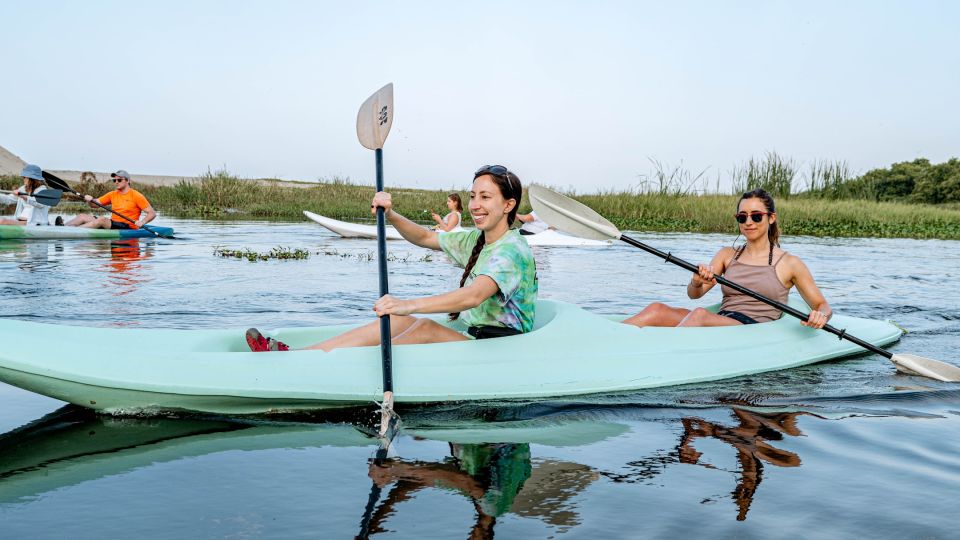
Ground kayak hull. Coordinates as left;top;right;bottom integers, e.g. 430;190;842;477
303;210;610;247
0;225;174;240
0;300;903;415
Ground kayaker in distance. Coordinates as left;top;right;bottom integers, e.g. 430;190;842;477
516;211;551;235
0;164;53;226
622;188;832;328
431;192;464;232
64;170;157;230
246;164;538;351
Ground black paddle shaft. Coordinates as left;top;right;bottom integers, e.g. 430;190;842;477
375;149;394;392
618;234;893;360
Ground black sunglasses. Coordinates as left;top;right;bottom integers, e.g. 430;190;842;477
475;165;510;177
113;178;127;183
474;165;518;195
734;211;770;224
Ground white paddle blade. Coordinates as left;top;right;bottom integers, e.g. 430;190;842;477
356;83;394;150
528;185;621;241
891;353;960;382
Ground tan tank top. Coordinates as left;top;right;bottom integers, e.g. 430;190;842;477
719;249;790;323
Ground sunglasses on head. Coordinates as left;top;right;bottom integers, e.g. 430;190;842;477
475;165;510;177
735;211;771;224
474;165;518;194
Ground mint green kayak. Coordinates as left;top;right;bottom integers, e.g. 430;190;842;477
0;300;901;415
0;224;173;240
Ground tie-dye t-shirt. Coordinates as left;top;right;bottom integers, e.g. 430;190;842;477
438;229;538;332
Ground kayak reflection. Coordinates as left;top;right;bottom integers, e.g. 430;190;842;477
0;406;617;523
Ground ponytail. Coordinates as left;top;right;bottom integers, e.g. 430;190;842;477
449;233;486;321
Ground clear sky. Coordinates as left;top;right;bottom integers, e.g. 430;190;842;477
2;1;957;192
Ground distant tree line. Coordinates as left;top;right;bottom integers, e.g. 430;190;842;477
725;154;960;204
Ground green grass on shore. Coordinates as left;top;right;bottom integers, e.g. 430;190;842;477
3;172;959;239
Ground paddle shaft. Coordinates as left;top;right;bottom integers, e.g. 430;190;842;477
618;234;893;359
375;148;394;393
0;189;61;206
41;172;167;238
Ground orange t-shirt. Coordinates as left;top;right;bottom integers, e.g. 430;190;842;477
98;189;151;228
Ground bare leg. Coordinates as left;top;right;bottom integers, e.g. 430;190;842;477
78;216;114;229
677;307;743;327
622;302;690;328
304;315;420;351
65;214;95;227
0;218;26;225
392;318;469;345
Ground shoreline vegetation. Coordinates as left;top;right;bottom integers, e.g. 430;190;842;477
3;153;959;239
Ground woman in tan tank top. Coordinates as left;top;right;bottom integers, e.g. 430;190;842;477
622;189;832;329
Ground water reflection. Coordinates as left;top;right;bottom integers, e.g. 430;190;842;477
678;408;809;520
607;407;811;521
0;405;811;527
362;443;532;538
0;239;64;273
96;239;155;297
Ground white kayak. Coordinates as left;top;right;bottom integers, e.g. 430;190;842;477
303;211;611;247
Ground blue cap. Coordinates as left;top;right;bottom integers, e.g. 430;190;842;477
20;164;43;182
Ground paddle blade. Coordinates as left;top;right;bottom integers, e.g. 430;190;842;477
891;353;960;382
41;171;72;193
357;83;394;150
35;189;63;207
528;185;621;241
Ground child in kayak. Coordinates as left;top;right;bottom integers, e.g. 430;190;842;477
246;165;538;351
0;165;53;226
623;188;831;329
431;193;464;232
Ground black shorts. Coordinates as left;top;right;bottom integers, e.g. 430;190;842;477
110;220;132;230
716;310;759;325
467;325;523;339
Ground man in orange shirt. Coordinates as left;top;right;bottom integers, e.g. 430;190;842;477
66;170;157;230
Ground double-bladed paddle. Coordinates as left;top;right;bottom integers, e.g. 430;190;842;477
357;83;401;442
0;189;63;207
528;185;960;383
41;171;174;239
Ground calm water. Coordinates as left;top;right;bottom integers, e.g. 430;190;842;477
1;218;959;539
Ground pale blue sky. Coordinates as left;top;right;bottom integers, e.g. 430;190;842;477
2;1;957;191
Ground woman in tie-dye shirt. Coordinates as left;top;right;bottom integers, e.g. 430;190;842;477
246;164;537;351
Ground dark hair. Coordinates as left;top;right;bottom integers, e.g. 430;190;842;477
447;193;463;213
738;188;780;247
449;166;522;321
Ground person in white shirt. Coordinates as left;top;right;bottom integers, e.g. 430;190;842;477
516;211;550;235
432;193;464;232
0;164;52;226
